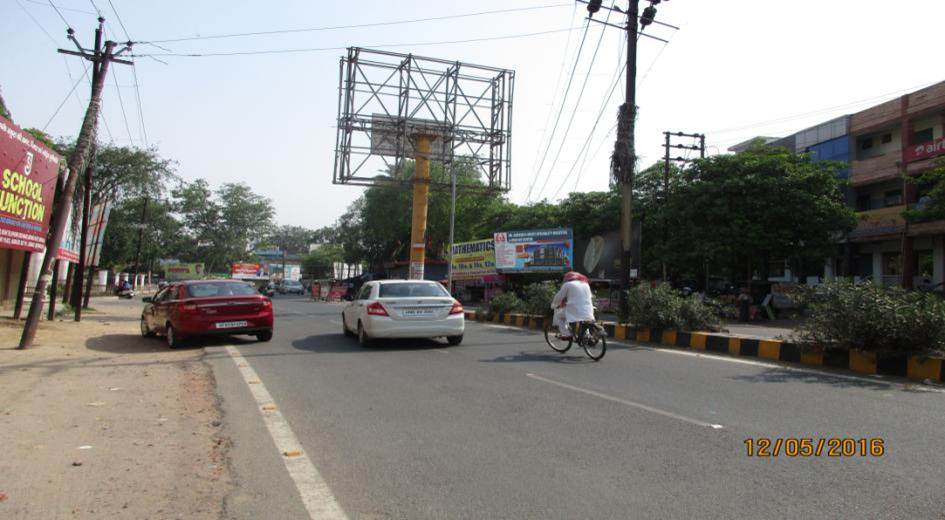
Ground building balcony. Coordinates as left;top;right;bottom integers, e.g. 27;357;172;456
849;205;906;241
849;153;900;186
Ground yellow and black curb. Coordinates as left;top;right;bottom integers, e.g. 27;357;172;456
465;310;944;384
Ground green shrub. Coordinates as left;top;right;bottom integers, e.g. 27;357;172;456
795;281;945;355
488;291;524;317
522;282;559;317
621;283;721;332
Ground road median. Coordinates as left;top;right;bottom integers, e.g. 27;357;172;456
465;310;944;384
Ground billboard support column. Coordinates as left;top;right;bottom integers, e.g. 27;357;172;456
447;162;456;292
48;260;60;321
13;252;31;320
409;135;433;280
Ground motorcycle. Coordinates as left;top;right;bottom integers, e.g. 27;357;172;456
117;288;135;299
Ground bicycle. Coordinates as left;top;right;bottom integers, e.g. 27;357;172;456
543;314;607;361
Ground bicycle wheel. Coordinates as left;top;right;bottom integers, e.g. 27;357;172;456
544;318;572;353
581;325;607;361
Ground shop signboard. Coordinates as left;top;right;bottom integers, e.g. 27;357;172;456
450;239;497;280
0;115;61;252
493;228;573;272
165;263;205;280
270;263;301;281
231;262;269;280
904;136;945;163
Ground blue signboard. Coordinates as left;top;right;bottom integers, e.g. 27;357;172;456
493;228;574;272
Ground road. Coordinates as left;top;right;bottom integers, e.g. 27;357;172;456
205;296;945;519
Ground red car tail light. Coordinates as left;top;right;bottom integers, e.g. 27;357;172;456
449;301;464;315
261;298;272;309
366;302;388;316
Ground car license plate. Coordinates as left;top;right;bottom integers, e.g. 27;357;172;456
403;309;433;317
215;320;249;329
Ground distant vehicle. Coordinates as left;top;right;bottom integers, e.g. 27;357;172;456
278;279;305;295
259;283;276;297
140;280;274;348
341;280;464;347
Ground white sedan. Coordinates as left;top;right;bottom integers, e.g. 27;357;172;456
341;280;465;347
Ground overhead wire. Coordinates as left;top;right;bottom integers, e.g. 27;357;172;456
107;0;150;146
141;3;573;44
524;20;592;201
46;0;73;29
42;66;90;131
131;26;583;58
534;4;619;200
26;0;94;15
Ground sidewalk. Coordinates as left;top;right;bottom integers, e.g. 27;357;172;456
0;298;231;519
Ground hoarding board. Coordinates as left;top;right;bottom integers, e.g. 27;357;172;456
165;263;205;280
231;262;269;280
57;210;80;263
270;263;301;281
0;115;61;252
450;239;497;280
85;201;111;266
493;228;573;272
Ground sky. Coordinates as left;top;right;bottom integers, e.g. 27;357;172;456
4;0;944;230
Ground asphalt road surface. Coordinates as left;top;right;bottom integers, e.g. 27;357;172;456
205;296;945;520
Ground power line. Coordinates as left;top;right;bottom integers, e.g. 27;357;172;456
42;67;89;131
107;0;132;41
535;5;618;200
87;0;102;17
106;0;149;146
46;0;73;29
525;20;591;201
25;0;95;14
142;3;572;44
132;26;583;58
111;68;135;145
16;0;59;45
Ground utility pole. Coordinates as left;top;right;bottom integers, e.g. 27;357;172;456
583;0;673;312
660;130;705;280
19;19;133;349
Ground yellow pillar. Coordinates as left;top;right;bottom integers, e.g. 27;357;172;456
409;135;432;280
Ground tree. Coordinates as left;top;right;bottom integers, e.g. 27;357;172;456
658;145;857;284
260;225;316;255
53;143;176;204
99;196;181;271
302;244;344;278
174;180;275;272
904;157;945;223
0;86;10;120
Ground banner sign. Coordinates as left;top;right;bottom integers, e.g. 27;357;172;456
231;262;269;280
270;263;301;281
57;209;80;263
451;239;497;280
493;228;573;272
165;263;205;280
85;201;111;266
0;115;61;252
904;136;945;163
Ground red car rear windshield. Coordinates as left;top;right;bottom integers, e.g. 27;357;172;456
186;282;257;298
378;283;448;298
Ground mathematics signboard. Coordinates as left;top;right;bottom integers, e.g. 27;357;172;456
0;115;61;252
450;239;497;280
493;228;573;272
165;263;205;280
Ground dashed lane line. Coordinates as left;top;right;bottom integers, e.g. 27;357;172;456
224;345;348;520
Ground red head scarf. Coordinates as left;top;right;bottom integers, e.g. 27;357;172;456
563;271;589;283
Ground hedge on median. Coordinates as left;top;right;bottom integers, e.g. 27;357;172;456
620;283;723;332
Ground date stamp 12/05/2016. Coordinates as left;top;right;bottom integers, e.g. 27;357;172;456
744;438;885;458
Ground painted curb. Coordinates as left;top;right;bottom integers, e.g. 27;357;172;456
465;311;943;384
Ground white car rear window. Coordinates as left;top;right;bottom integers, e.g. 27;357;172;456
378;283;448;298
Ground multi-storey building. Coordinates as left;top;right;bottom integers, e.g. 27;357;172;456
731;81;945;289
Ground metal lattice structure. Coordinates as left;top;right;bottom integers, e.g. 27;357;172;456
334;47;514;192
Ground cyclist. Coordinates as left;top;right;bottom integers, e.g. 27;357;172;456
551;271;593;340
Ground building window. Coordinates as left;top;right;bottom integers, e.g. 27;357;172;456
912;127;934;144
856;194;872;211
883;252;902;277
916;251;934;279
881;133;892;144
884;189;902;207
859;137;873;150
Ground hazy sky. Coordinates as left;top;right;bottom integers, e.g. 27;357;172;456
4;0;943;230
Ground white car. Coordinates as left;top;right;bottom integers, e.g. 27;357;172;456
341;280;465;347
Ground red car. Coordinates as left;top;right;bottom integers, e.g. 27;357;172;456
140;280;274;348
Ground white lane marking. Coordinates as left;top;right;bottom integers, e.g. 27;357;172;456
610;341;945;394
432;349;451;354
473;321;945;394
526;373;724;430
224;346;348;520
328;319;341;325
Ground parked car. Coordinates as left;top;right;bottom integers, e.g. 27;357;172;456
140;280;274;348
279;279;305;295
341;280;464;347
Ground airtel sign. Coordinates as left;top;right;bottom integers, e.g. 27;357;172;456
905;136;945;163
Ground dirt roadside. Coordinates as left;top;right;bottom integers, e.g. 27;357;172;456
0;298;232;519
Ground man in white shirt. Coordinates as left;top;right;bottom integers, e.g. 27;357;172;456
551;271;594;339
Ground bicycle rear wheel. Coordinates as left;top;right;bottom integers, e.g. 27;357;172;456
581;325;606;361
544;319;572;353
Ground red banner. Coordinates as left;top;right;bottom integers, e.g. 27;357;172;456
904;136;945;163
0;116;61;252
231;262;268;280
